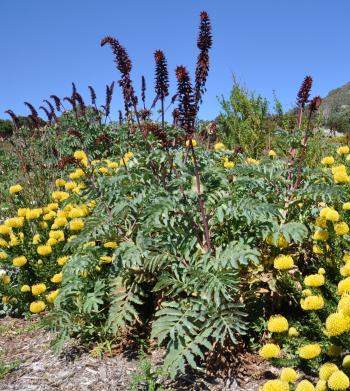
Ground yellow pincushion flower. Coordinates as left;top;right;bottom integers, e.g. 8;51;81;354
313;230;328;241
88;200;96;209
334;170;350;183
125;152;134;160
37;245;52;256
73;150;87;161
338;295;350;316
321;156;335;165
0;251;8;260
12;256;27;267
302;289;312;297
107;161;118;169
273;255;294;270
46;238;57;246
32;234;41;245
29;300;46;313
334;222;349;236
319;207;332;218
65;181;77;191
46;289;59;303
2;296;10;304
17;208;28;217
69;218;84;231
103;241;118;249
26;208;42;220
55;178;66;187
338;277;350;294
100;256;112;264
295;380;315;391
2;275;10;285
332;165;346;174
246;157;259;165
337;146;350;155
72;185;83;194
298;343;321;359
79;205;89;216
259;343;280;359
54;217;68;227
68;208;84;219
40;222;48;229
47;203;59;210
214;142;225;151
51;191;69;202
9;184;23;194
43;211;56;221
0;225;11;235
9;234;20;247
185;139;197;147
340;263;350;277
20;285;30;293
304;274;325;287
5;217;24;228
267;315;289;332
223;160;235;168
57;256;69;266
343;202;350;211
31;283;47;296
300;295;324;311
312;245;324;255
98;167;110;175
51;272;63;283
325;312;350;336
262;379;289;391
288;327;299;337
343;254;350;263
268;150;276;158
49;230;65;242
324;208;340;222
318;268;326;275
69;168;85;180
315;216;327;228
0;239;7;247
315;380;327;391
280;367;298;383
328;370;350;390
342;355;350;368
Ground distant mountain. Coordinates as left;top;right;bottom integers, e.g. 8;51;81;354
321;81;350;117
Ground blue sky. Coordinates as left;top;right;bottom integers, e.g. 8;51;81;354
1;0;350;120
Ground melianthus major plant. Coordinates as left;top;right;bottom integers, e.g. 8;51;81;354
2;8;350;385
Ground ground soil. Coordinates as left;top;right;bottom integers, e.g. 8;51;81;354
0;317;276;391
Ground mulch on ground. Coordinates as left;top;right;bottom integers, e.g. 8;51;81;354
0;317;275;390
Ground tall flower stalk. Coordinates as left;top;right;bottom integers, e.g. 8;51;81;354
100;36;139;125
296;76;313;129
195;11;212;108
141;76;146;110
50;95;63;112
5;110;20;129
154;50;169;131
176;65;211;252
294;96;322;189
24;102;41;128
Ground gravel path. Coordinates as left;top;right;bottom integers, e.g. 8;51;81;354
0;317;272;390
